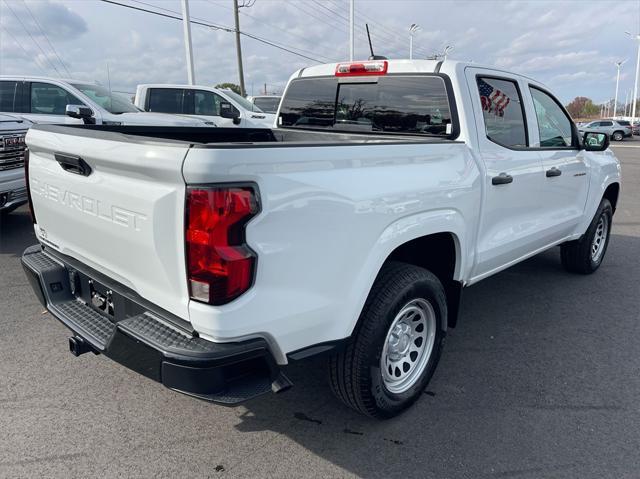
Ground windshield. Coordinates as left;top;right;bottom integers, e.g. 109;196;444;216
253;97;281;113
223;90;264;113
71;84;140;114
279;76;454;136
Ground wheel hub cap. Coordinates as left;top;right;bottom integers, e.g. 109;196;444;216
591;214;608;262
381;298;437;394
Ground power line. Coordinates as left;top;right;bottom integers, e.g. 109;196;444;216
101;0;323;63
2;0;63;77
21;0;72;77
0;25;47;75
202;0;338;62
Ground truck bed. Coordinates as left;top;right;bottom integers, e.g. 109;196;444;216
31;124;457;147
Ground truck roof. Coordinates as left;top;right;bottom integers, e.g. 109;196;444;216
0;75;98;85
295;59;542;85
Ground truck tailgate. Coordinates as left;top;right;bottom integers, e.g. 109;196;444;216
26;126;191;320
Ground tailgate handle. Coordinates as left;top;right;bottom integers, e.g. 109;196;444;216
55;153;92;177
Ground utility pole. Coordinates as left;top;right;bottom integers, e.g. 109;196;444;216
181;0;196;85
349;0;354;60
233;0;246;96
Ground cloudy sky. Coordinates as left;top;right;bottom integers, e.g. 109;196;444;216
0;0;639;104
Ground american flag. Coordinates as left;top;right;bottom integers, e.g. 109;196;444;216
478;78;510;117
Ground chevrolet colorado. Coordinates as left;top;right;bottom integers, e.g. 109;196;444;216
21;60;620;418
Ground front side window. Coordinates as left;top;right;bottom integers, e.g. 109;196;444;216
30;82;82;115
530;87;574;148
0;81;18;112
71;84;139;114
476;77;527;148
148;88;185;114
280;76;454;136
194;90;222;116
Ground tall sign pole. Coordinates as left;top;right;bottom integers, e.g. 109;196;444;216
233;0;246;96
181;0;196;85
349;0;354;60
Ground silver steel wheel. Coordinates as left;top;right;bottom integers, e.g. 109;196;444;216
613;132;623;141
381;298;437;394
591;213;609;262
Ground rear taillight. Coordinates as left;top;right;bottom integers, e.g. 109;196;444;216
335;60;388;76
24;147;36;224
185;185;259;305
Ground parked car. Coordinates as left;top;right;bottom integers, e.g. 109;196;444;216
22;59;620;418
246;95;282;114
135;84;276;128
578;119;632;141
0;113;30;215
632;121;640;135
0;76;211;126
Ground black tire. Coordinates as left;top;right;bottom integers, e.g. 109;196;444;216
612;131;624;141
561;198;613;274
328;262;447;418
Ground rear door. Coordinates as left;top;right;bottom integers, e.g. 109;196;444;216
26;126;191;319
466;68;547;279
526;84;588;238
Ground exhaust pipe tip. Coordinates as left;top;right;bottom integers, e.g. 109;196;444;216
68;336;92;356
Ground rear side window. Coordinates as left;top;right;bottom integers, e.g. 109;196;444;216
529;87;574;148
476;77;527;148
279;76;454;137
30;82;82;115
0;81;19;112
617;120;630;126
148;88;185;114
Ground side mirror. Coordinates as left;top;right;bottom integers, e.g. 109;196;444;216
583;131;609;152
66;104;95;125
220;102;241;124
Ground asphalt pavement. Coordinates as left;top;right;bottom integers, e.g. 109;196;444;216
1;141;639;478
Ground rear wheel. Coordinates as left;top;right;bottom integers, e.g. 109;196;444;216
328;262;446;418
561;198;613;274
612;131;624;141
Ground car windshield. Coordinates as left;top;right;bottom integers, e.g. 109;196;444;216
71;84;140;114
253;97;281;113
223;90;264;113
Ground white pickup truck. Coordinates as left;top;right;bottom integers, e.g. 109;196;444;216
21;59;620;418
134;84;276;128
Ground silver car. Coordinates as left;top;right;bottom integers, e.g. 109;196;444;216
578;119;632;141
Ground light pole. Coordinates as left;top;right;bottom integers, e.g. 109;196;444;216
349;0;354;61
181;0;195;85
613;60;625;118
442;45;454;60
409;24;420;60
626;32;640;122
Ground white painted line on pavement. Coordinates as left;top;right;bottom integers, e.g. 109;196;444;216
611;145;640;149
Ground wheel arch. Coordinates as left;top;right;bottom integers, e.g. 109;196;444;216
603;182;620;212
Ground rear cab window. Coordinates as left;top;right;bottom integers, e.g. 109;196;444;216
279;75;457;138
476;76;527;148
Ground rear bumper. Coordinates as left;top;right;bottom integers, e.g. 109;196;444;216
21;244;290;404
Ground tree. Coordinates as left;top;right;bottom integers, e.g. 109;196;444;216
565;96;599;119
215;83;241;95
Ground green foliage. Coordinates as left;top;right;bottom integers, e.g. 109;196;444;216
215;83;241;95
565;97;599;119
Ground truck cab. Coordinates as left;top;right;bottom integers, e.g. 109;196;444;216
135;84;276;128
0;76;209;127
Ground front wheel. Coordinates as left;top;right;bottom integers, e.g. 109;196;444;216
328;262;447;418
561;198;613;274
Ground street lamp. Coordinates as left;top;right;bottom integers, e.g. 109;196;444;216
409;24;420;60
625;32;640;122
442;45;454;60
613;60;626;118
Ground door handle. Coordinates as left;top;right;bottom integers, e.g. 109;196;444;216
491;173;513;185
55;153;92;177
546;167;562;178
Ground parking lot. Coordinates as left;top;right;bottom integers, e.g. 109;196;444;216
0;141;638;478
